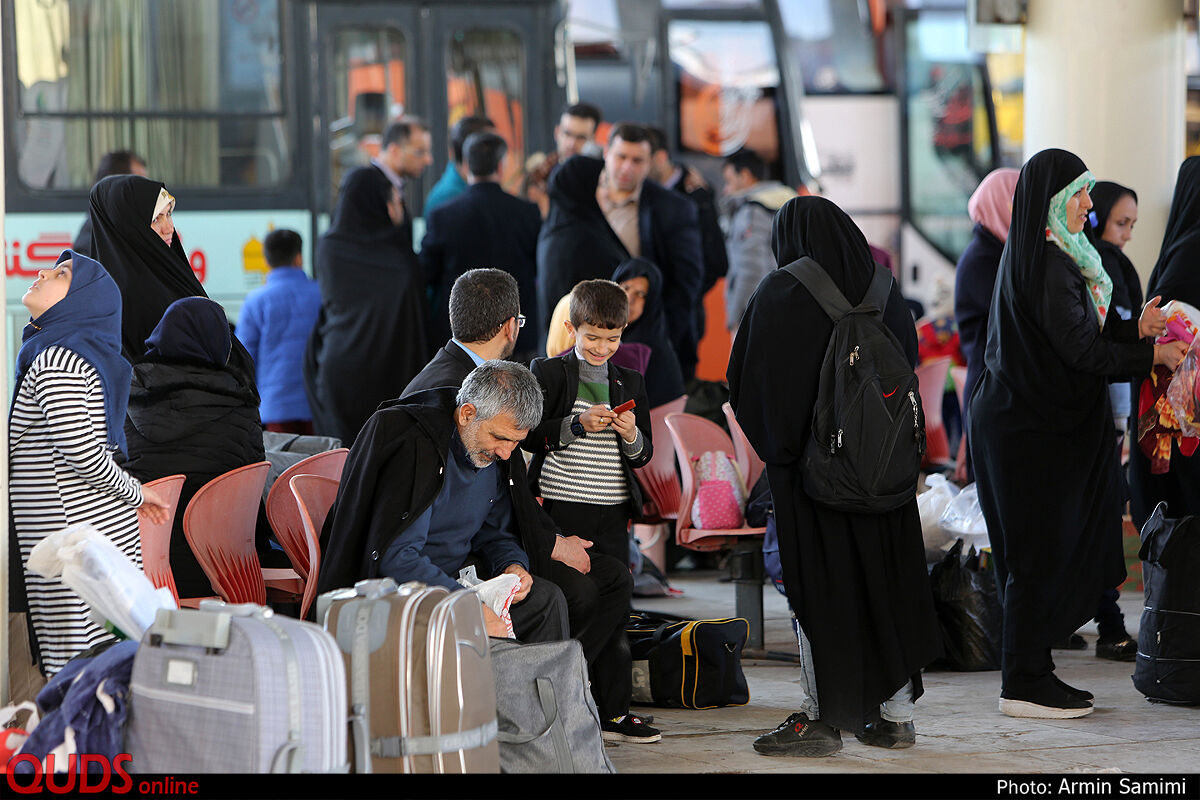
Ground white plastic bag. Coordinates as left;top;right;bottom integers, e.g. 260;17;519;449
917;474;959;563
457;566;521;638
27;523;177;640
938;483;990;551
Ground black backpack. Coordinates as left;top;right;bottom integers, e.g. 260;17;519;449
783;257;925;513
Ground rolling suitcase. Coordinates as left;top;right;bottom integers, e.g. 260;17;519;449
318;578;500;773
125;602;349;773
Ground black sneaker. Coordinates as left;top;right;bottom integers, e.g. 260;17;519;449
753;712;842;757
1052;674;1094;703
1000;677;1094;719
855;719;916;749
1096;636;1137;662
601;714;661;744
1053;633;1087;650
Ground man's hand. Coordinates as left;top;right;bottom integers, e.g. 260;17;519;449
502;563;533;603
579;404;616;433
610;409;638;443
482;604;509;638
137;484;171;526
552;534;593;574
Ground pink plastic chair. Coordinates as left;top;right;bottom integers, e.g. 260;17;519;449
137;474;187;606
183;461;300;605
915;356;953;467
722;401;765;492
950;365;968;412
265;448;348;580
664;413;766;551
289;474;340;620
632;395;687;522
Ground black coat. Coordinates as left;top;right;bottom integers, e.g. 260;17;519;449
418;182;542;358
727;196;941;735
522;351;653;514
637;180;705;381
400;340;476;399
953;223;1004;477
316;388;555;596
123;357;269;597
668;177;728;296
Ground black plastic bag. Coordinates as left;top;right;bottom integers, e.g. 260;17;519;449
928;538;1002;671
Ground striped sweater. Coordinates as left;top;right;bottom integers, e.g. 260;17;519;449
9;346;143;676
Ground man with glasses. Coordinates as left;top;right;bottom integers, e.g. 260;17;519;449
419;132;542;360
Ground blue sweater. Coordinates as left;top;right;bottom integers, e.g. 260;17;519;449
236;267;322;423
424;163;468;217
380;431;528;590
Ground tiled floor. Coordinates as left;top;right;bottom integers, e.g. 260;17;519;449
608;571;1200;775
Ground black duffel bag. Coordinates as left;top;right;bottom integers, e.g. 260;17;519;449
1133;502;1200;705
626;611;749;709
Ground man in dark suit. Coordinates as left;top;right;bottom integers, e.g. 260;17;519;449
598;123;705;381
419;132;541;361
401;268;647;740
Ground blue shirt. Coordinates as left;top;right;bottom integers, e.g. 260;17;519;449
379;431;528;590
452;339;486;367
235;267;323;424
424;163;468;217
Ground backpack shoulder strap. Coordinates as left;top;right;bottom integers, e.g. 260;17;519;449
860;262;895;319
782;257;852;321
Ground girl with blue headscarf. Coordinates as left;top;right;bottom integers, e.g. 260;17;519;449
9;250;169;677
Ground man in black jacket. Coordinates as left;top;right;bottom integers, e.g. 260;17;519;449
419;132;541;361
598;123;705;381
401;269;654;742
317;361;568;642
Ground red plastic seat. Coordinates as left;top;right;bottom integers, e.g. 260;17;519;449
664;412;766;551
183;462;299;605
137;474;187;606
265;448;348;580
916;356;953;467
632;395;687;521
950;365;968;412
289;474;340;620
722;401;765;492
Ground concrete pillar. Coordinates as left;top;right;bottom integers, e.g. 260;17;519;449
1024;0;1186;283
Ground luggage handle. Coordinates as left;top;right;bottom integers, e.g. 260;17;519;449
147;607;233;651
349;704;370;774
199;599;274;619
494;677;574;773
354;577;398;600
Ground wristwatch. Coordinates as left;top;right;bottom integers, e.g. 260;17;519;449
569;413;585;438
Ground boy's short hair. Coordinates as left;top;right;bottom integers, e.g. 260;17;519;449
569;279;628;330
263;229;303;268
450;268;521;343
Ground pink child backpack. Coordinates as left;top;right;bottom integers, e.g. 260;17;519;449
690;451;747;529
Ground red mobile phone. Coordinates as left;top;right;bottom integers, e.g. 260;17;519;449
611;399;636;415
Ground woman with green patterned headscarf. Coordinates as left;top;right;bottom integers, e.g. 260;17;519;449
968;148;1186;721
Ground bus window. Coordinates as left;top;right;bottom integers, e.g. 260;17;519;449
668;19;782;180
445;28;527;191
779;0;894;94
327;28;408;207
904;10;994;261
12;0;287;190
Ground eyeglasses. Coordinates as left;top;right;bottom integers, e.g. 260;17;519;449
516;314;526;328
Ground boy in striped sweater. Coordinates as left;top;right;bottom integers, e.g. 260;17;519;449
524;279;658;742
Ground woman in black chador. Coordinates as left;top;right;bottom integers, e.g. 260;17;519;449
304;165;428;446
1128;157;1200;525
969;148;1184;718
727;196;942;758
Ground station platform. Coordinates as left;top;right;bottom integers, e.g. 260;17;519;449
609;571;1200;776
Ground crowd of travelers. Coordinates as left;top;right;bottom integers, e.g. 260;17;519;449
6;96;1199;761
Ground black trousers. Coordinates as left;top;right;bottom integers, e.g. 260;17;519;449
541;500;632;565
543;553;634;719
509;576;570;644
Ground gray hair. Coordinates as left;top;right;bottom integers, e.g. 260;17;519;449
456;360;543;430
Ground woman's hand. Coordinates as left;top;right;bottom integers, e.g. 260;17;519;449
578;404;616;433
1153;341;1189;371
1139;295;1168;339
137;484;171;526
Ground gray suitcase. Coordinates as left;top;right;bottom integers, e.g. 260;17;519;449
318;578;500;773
125;602;349;773
491;637;616;774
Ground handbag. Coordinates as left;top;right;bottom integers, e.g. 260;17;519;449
626;611;749;709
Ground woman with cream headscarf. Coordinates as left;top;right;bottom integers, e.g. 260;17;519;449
953;168;1018;481
969;149;1184;719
